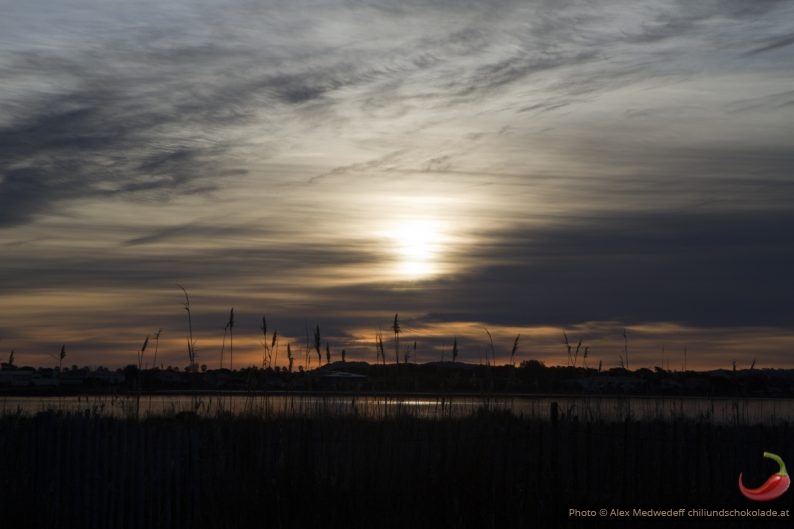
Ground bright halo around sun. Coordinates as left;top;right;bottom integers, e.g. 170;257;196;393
384;219;445;279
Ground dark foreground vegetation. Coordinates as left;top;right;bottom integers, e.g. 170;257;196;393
1;410;792;528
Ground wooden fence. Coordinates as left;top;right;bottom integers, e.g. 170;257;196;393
0;410;792;528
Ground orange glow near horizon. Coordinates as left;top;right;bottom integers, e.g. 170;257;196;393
3;314;794;372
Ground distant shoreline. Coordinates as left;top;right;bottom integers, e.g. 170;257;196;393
4;361;794;398
3;388;794;400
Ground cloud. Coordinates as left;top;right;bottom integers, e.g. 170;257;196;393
1;0;794;367
415;208;794;329
745;33;794;56
0;168;54;226
0;69;231;226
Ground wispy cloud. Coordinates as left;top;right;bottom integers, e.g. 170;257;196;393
744;33;794;56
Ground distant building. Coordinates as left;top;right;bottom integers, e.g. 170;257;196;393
0;367;35;387
87;369;124;385
310;371;368;391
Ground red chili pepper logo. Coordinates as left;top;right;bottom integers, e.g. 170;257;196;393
738;452;790;501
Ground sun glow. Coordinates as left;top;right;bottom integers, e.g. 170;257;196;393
384;219;445;279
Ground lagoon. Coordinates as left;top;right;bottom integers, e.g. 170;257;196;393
2;393;794;424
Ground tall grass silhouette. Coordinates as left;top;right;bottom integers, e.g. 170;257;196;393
177;284;197;371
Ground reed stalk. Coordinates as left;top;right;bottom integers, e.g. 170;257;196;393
393;313;400;364
177;285;196;371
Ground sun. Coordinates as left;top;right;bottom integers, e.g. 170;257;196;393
384;219;444;279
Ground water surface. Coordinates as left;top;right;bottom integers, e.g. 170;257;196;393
2;393;793;423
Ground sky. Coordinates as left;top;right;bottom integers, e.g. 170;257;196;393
1;0;793;371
